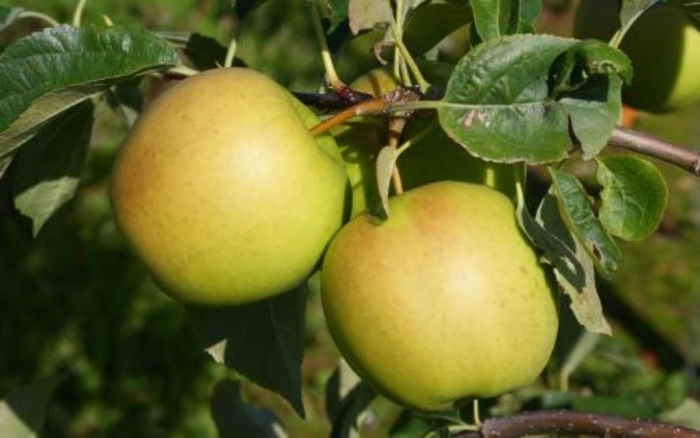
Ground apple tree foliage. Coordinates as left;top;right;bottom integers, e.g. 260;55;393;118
0;0;697;437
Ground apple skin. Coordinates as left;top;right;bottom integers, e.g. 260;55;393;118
321;181;558;411
619;7;700;113
338;68;517;217
110;67;348;305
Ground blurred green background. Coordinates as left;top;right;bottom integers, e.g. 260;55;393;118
1;1;699;437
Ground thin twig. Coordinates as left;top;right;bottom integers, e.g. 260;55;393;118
453;410;700;438
609;127;700;176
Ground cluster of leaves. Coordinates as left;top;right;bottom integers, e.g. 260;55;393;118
0;0;696;437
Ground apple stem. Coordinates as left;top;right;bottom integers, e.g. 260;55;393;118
224;37;238;69
16;11;61;28
309;97;389;137
72;0;87;27
309;0;344;90
390;21;430;93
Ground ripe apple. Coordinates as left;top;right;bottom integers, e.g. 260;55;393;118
338;68;517;217
574;1;700;113
321;181;558;411
110;67;348;305
619;7;700;113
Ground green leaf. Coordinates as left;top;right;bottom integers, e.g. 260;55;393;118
403;1;472;57
470;0;541;41
376;145;399;218
188;285;307;417
13;100;94;236
666;0;700;23
619;0;656;33
549;169;621;277
437;34;623;164
596;155;668;241
211;379;286;438
0;374;66;438
326;363;376;438
326;0;350;33
0;24;180;163
660;398;700;430
516;186;611;334
0;6;23;32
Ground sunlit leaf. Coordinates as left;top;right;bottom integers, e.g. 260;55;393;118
211;379;286;438
0;24;180;163
437;34;624;164
348;0;393;34
188;285;307;417
0;374;66;438
596;155;668;241
516;185;611;334
13;100;94;236
549;169;621;277
376;145;399;218
470;0;541;41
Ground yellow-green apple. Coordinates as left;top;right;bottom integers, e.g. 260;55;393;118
111;67;347;305
321;181;559;411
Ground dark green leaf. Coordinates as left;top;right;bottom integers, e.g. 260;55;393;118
470;0;541;40
437;34;624;163
438;35;573;163
516;186;611;334
13;100;94;236
0;374;66;438
0;24;180;162
211;379;286;438
232;0;270;18
549;169;621;277
0;6;23;32
327;0;350;33
666;0;700;23
403;2;472;57
596;155;668;241
326;362;376;438
188;285;307;417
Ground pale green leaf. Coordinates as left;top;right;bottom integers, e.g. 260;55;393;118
516;185;611;334
376;145;399;218
348;0;393;34
596;155;668;241
0;374;66;438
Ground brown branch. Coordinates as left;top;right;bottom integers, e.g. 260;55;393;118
453;410;700;438
610;127;700;176
296;91;700;178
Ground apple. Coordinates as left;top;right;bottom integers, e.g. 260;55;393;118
321;181;558;411
619;7;700;113
110;67;348;305
338;68;517;217
574;1;700;113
